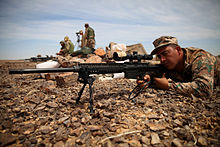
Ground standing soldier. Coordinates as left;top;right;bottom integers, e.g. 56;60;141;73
84;23;95;51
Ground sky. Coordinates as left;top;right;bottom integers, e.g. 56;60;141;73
0;0;220;59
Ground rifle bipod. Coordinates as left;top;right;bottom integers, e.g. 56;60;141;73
76;76;95;114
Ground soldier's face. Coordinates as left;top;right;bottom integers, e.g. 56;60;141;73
157;46;180;70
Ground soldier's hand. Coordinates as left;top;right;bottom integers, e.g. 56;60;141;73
154;73;168;90
136;74;151;88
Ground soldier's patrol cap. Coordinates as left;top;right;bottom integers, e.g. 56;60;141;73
151;36;179;55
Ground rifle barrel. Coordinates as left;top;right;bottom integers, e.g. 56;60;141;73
9;67;80;74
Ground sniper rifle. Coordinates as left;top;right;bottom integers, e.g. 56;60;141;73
9;53;165;113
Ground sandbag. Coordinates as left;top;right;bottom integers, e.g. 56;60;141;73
36;60;60;79
36;60;60;68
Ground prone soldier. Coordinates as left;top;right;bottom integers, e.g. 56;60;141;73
137;36;220;98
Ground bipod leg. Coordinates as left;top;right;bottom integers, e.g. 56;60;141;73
76;82;87;104
88;77;95;114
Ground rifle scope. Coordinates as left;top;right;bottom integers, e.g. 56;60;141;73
113;52;153;62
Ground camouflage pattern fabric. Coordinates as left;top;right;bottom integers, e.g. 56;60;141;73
167;47;219;98
87;39;95;49
85;26;95;49
64;40;75;55
86;27;95;39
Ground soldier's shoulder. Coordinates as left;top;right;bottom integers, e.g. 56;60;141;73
184;47;213;57
88;27;94;31
184;47;216;64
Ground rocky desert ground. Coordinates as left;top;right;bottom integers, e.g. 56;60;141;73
0;60;219;147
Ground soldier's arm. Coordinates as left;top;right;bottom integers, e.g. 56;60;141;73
168;54;215;98
65;42;70;50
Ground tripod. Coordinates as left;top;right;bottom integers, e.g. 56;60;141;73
75;33;81;50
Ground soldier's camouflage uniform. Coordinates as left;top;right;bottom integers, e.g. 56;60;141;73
85;26;95;49
166;47;220;98
64;40;75;55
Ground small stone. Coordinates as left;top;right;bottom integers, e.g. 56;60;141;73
88;125;102;131
151;132;161;145
116;143;129;147
103;140;112;147
29;137;37;144
55;76;65;87
54;141;64;147
36;117;49;126
29;97;41;104
186;141;194;147
92;131;104;137
147;123;166;131
81;117;87;124
174;119;183;127
162;131;170;137
174;127;188;140
96;101;109;109
128;140;141;147
63;120;71;127
58;116;69;124
38;125;53;134
23;129;34;135
71;117;78;122
35;106;46;111
65;137;76;147
85;55;102;63
70;127;82;136
197;136;208;146
0;133;17;146
56;127;68;141
103;112;115;118
172;138;183;147
141;136;150;145
47;102;58;108
94;48;106;56
147;113;161;119
13;107;21;112
146;93;156;98
76;132;90;145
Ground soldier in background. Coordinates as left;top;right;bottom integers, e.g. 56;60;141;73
64;36;75;55
137;36;219;98
56;41;66;56
84;23;95;51
56;36;75;57
79;30;87;48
